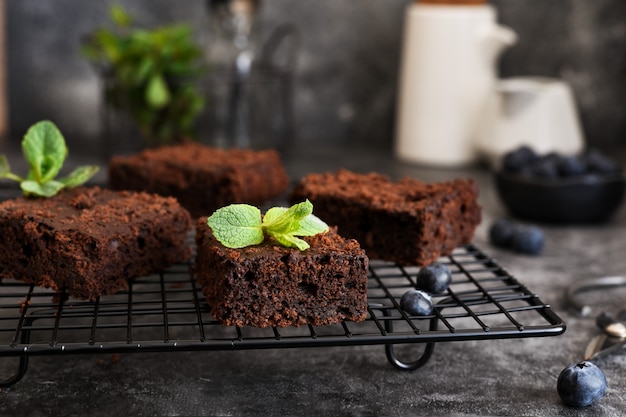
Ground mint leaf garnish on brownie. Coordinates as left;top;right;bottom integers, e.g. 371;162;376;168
207;200;329;250
206;204;264;248
0;120;99;197
262;201;330;250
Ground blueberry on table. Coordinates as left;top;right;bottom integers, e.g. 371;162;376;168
415;262;452;294
490;219;545;255
400;290;433;316
489;218;516;249
511;225;544;255
557;361;607;407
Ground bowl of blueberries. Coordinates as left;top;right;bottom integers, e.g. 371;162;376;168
495;146;625;223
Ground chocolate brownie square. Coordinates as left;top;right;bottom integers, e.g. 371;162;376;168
195;218;369;328
108;142;290;217
289;170;481;265
0;187;192;300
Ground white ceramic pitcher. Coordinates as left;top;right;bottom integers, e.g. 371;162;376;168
475;77;585;168
394;3;516;166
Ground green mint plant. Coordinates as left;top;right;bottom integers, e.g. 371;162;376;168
207;200;330;251
0;121;99;197
81;5;206;146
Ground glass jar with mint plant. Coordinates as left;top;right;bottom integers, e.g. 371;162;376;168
81;5;207;156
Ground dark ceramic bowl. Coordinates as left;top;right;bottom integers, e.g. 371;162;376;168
494;171;626;224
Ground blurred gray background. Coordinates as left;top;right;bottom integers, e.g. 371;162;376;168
3;0;626;155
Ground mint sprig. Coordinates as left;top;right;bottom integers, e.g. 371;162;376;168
0;120;100;197
207;200;329;251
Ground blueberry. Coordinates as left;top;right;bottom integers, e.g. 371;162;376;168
490;219;545;255
489;218;516;248
557;361;607;407
502;146;539;173
517;165;535;179
531;157;559;179
556;155;586;177
583;150;620;174
415;262;452;294
400;290;433;316
541;152;561;164
511;225;544;255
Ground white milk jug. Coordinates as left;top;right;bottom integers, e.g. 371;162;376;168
475;77;585;168
394;3;516;166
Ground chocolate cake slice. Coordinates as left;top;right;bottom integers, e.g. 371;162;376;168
195;218;369;328
0;186;192;300
289;169;482;265
108;142;290;217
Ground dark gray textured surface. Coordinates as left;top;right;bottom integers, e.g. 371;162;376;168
1;145;625;416
5;0;626;151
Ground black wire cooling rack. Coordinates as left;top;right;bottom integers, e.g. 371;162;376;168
0;239;566;388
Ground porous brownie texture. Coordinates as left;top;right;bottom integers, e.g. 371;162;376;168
0;187;192;300
195;218;369;328
108;142;290;217
289;170;481;265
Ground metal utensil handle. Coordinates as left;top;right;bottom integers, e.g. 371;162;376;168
564;276;626;317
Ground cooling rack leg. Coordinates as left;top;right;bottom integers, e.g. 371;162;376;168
0;318;34;388
382;308;439;371
0;356;29;388
384;342;436;371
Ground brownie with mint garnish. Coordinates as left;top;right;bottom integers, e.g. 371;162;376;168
108;142;290;217
289;169;482;266
0;186;192;300
194;218;369;328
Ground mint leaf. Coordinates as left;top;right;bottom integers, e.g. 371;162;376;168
262;200;328;237
0;155;23;183
272;233;310;251
262;206;287;224
293;213;329;237
59;165;100;188
0;155;18;180
22;120;68;183
0;155;9;177
262;207;297;235
262;201;329;248
21;180;65;198
207;204;264;248
146;73;170;109
262;200;313;234
111;4;131;28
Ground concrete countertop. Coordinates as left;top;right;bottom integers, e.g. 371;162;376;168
1;144;625;416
